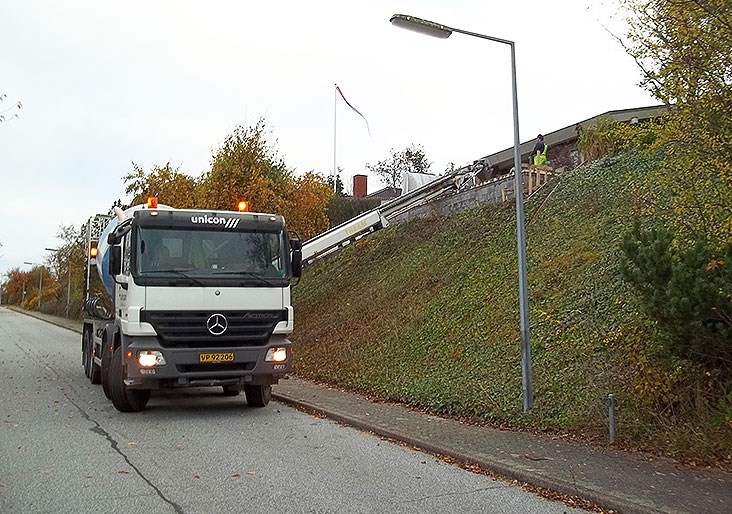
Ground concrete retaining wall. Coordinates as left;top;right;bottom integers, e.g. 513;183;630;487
390;174;516;224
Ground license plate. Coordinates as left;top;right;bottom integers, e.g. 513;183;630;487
198;352;235;364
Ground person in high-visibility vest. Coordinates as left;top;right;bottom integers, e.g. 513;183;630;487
531;134;548;166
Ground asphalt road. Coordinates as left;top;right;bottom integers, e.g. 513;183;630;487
0;307;588;514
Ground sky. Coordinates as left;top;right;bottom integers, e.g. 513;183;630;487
0;0;656;278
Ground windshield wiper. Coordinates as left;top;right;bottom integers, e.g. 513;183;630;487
145;269;207;287
209;269;279;286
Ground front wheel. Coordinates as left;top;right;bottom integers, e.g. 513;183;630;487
244;385;271;407
108;347;151;412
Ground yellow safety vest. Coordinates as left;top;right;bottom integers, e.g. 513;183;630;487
534;144;548;166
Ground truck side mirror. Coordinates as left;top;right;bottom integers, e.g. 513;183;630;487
291;250;302;278
289;238;302;278
109;246;122;275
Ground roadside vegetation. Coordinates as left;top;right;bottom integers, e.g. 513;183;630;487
292;145;731;469
294;0;732;469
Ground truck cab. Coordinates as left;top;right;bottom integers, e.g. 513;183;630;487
83;203;302;412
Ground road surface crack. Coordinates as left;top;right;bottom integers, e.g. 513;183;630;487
17;343;185;514
70;397;186;514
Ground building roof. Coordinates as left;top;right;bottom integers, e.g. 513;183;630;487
366;186;402;200
475;104;668;174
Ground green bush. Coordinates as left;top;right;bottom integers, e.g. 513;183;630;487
620;223;732;374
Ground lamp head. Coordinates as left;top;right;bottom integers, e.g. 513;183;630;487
390;14;452;39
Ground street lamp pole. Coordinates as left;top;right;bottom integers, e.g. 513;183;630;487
390;14;533;411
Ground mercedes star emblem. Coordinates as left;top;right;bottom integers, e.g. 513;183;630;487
206;313;228;336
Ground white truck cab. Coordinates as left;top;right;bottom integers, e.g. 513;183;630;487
82;201;302;412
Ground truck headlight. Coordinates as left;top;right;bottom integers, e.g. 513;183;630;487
138;350;166;367
265;347;288;363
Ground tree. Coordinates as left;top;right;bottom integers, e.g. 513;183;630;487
620;223;732;374
620;0;731;107
283;172;333;240
618;0;732;245
327;169;346;197
366;144;432;189
123;162;198;208
119;118;333;240
45;224;88;318
198;119;292;212
1;268;30;305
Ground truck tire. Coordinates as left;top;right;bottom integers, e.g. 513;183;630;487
244;385;271;407
222;385;240;396
82;330;92;378
101;343;113;400
109;347;151;412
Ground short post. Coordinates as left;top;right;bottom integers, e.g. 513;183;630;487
528;167;534;195
607;393;616;443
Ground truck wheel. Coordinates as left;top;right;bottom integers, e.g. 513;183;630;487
109;347;151;413
82;331;92;378
222;385;240;396
101;343;113;400
244;385;271;407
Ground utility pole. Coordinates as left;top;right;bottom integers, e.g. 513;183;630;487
46;247;71;317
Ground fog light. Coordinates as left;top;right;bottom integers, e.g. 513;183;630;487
138;350;166;367
265;347;288;362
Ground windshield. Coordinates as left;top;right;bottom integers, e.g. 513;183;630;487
135;226;287;279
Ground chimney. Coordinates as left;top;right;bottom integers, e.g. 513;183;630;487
353;174;367;198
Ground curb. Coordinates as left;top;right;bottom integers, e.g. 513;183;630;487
271;392;663;514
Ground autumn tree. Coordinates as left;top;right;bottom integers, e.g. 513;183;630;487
119;118;333;239
124;162;198;209
619;0;732;245
1;268;31;306
198;119;292;212
366;144;432;189
45;224;88;318
283;172;334;240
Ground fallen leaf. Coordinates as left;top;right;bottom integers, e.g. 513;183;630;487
117;470;130;474
247;471;256;476
231;473;240;478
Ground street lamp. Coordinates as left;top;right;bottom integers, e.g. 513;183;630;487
46;247;71;317
23;261;43;311
390;14;533;411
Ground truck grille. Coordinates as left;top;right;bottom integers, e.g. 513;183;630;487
141;310;288;348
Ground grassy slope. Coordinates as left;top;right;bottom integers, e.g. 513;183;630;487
292;152;729;467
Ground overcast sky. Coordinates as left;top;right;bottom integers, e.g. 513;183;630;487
0;0;656;277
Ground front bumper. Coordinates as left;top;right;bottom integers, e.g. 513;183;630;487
122;336;292;389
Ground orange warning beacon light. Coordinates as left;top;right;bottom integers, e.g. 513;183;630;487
146;196;159;209
237;200;250;212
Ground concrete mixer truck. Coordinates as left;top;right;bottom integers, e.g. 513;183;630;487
80;198;302;412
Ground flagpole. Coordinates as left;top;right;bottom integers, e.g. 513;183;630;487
333;83;337;193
